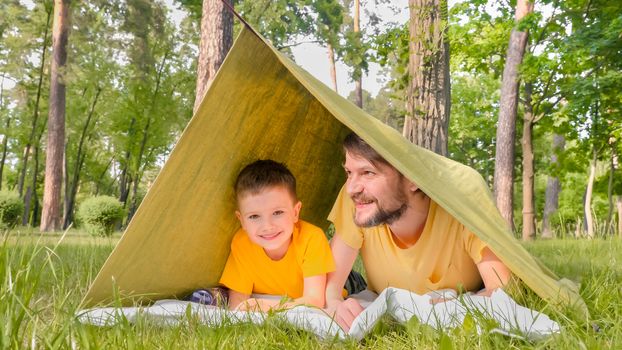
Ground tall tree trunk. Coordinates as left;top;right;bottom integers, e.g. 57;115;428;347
404;0;451;156
63;88;101;228
521;83;535;240
0;75;9;190
493;0;534;231
617;195;622;238
327;43;338;93
542;134;565;238
41;0;70;232
0;116;9;190
606;142;616;235
584;151;597;238
193;0;233;114
352;0;363;108
17;7;53;197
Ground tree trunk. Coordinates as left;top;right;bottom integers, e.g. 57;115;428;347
584;152;597;239
353;0;363;108
193;0;233;114
617;195;622;238
521;83;535;241
327;43;338;93
0;75;9;190
22;187;32;226
404;0;451;156
41;0;70;232
606;141;617;235
493;0;533;231
542;134;565;238
17;7;53;197
63;87;101;228
0;116;9;190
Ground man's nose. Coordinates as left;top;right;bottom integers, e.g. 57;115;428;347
346;175;362;195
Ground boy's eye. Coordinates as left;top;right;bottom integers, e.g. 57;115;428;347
273;210;284;216
248;214;260;220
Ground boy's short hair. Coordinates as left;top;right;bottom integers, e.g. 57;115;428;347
343;132;392;168
235;160;297;201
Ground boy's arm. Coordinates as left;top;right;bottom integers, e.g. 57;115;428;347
292;274;326;308
228;290;251;310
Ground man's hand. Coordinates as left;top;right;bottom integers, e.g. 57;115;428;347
325;298;365;332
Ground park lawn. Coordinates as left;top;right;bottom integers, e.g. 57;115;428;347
1;229;620;349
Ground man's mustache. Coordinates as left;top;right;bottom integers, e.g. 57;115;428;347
351;192;376;203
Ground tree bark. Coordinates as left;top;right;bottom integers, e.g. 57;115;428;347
584;151;597;238
617;195;622;238
606;141;617;235
17;7;52;197
404;0;451;156
493;0;533;231
542;134;565;238
63;87;101;228
193;0;233;114
0;75;9;190
353;0;363;108
521;83;535;240
327;43;338;93
41;0;70;232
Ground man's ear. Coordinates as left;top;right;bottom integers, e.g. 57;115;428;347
408;181;420;193
293;201;302;222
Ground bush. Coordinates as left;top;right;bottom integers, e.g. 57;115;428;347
0;191;24;229
77;196;125;236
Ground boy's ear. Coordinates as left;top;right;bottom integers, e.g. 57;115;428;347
293;201;302;222
235;210;242;222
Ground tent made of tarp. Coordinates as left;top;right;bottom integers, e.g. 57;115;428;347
82;24;587;319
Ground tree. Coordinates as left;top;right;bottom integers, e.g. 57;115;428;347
193;0;233;114
41;0;70;231
403;0;451;156
542;134;564;238
493;0;533;231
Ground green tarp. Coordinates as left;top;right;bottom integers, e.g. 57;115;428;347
82;25;587;319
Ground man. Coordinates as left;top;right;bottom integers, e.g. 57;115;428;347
325;133;511;331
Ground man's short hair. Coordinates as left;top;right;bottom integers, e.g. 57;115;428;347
343;132;392;168
235;159;297;201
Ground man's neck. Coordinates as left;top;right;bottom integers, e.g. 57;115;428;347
388;192;431;248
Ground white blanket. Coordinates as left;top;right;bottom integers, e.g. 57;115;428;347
77;288;560;340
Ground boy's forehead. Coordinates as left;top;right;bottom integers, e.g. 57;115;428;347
237;185;297;203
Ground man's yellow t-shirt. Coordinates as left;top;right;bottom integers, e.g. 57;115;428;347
219;220;335;298
328;187;488;294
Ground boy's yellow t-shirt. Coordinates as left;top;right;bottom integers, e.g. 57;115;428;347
328;186;488;295
219;220;335;298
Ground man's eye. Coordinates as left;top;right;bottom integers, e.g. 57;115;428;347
364;171;375;176
345;170;351;177
248;214;259;220
273;210;284;216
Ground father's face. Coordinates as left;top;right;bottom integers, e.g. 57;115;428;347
344;152;409;227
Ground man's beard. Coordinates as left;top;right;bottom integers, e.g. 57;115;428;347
351;193;408;227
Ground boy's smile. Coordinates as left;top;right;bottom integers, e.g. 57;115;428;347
236;186;302;260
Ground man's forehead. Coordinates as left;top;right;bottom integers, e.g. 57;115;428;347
344;152;397;173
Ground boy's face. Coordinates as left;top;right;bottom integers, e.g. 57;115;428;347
236;186;302;260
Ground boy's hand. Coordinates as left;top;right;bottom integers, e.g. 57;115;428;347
324;298;364;332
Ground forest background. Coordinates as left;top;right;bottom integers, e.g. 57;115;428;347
0;0;620;241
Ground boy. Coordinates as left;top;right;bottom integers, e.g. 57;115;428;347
219;160;335;311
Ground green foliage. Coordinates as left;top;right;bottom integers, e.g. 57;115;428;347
0;191;23;229
77;196;125;236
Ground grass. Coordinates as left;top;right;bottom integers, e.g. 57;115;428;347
1;229;621;349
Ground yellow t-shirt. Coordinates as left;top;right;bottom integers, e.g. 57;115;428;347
219;220;335;298
328;187;488;294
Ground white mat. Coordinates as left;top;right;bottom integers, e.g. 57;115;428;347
77;288;560;340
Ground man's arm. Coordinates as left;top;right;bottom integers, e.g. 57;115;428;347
325;234;364;332
476;247;512;296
